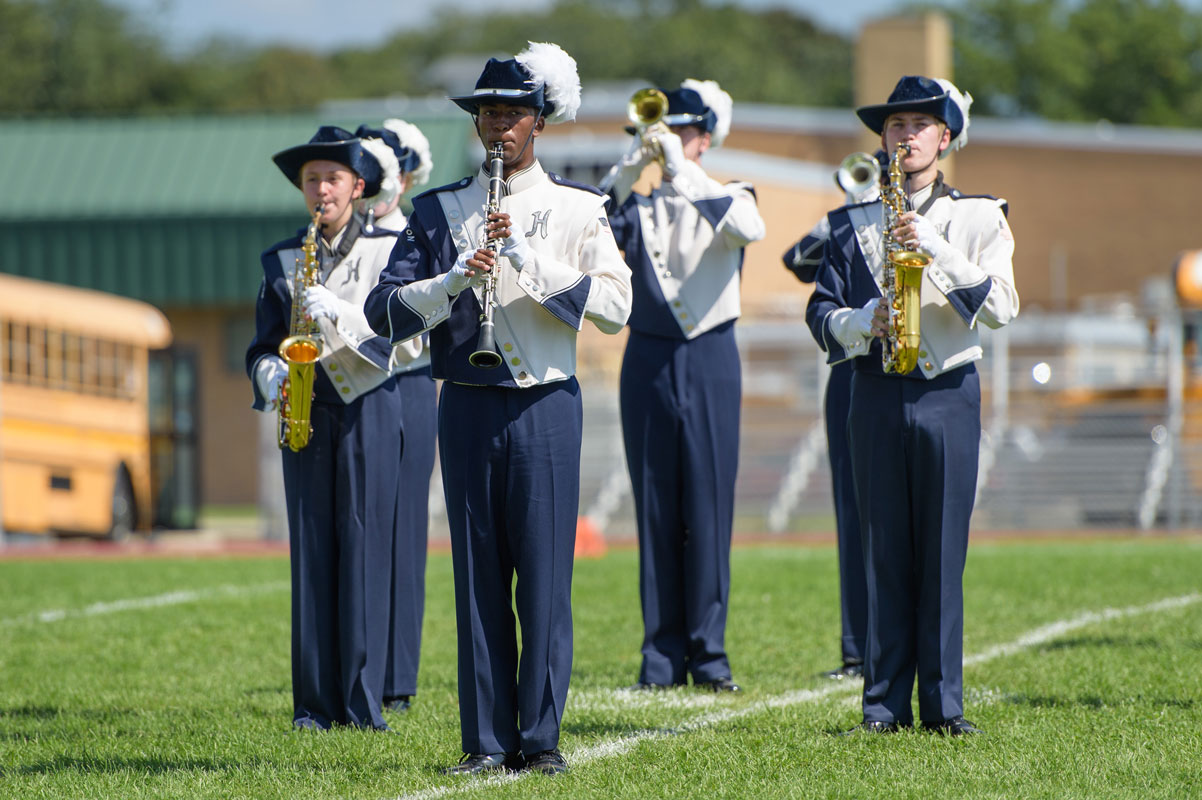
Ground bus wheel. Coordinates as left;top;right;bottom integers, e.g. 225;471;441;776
108;470;136;542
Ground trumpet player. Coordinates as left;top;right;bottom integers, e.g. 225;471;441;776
245;126;405;731
805;76;1019;735
364;43;631;776
604;80;765;693
782;149;884;684
355;120;437;715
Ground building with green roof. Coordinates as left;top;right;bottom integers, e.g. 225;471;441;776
0;111;473;507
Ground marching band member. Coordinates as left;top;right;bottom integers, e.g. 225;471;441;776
356;121;437;714
806;76;1019;735
364;43;632;775
604;80;765;692
782;151;884;682
246;126;403;731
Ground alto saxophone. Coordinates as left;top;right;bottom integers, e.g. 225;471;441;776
277;204;324;451
880;143;931;374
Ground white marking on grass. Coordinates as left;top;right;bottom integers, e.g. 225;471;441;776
386;592;1202;800
0;582;290;627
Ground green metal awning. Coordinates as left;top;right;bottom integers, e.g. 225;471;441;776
0;112;474;305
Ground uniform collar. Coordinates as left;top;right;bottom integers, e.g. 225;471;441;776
475;159;546;197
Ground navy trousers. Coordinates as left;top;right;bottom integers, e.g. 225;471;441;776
438;378;582;755
826;361;867;665
385;367;437;701
281;377;400;730
620;326;740;686
847;365;980;725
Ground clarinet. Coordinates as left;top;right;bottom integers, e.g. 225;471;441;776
468;142;505;369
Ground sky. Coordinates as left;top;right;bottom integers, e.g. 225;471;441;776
111;0;920;54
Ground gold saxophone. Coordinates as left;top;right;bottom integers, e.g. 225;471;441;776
880;143;931;374
277;204;324;451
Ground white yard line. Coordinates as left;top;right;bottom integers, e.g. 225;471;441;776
0;582;290;627
388;592;1202;800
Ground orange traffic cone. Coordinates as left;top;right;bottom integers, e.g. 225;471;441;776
574;515;608;558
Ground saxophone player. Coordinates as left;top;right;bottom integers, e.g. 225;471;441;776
364;43;631;776
805;76;1019;735
245;126;404;732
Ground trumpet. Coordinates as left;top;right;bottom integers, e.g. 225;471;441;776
627;87;670;162
835;151;881;197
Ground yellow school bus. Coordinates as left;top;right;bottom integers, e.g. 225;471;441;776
0;273;184;538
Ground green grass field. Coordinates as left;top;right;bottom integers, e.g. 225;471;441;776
1;537;1200;799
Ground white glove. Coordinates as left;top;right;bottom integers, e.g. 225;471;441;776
254;356;287;410
909;213;952;260
304;285;343;322
831;297;884;352
658;131;686;179
619;134;651;169
497;222;534;271
439;251;480;297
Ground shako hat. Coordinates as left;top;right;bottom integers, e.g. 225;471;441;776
272;125;384;196
662;79;733;148
450;42;581;125
855;75;972;157
355;124;421;175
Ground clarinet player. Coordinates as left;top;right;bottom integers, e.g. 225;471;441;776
364;43;631;775
806;76;1019;735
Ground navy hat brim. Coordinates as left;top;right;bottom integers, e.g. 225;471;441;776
450;88;545;115
272;139;382;197
856;95;963;140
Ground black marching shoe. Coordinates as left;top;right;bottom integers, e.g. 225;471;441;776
922;716;983;736
697;677;741;693
523;748;569;775
839;719;900;736
821;661;864;680
383;695;411;712
441;752;523;775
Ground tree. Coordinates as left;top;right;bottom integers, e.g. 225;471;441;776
948;0;1202;126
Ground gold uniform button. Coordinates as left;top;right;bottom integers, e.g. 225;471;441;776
924;362;933;370
518;371;528;380
504;343;513;352
511;357;521;366
673;301;682;308
328;363;338;371
918;351;927;358
678;312;688;320
335;375;344;383
685;324;695;332
341;386;350;394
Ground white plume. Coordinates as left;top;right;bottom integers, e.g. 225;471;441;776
516;41;581;124
358;137;401;207
935;78;972;157
383;117;434;187
682;78;733;148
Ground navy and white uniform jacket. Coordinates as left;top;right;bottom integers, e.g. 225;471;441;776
808;182;1019;377
608;160;765;338
364;160;632;384
368;206;430;376
247;219;402;407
